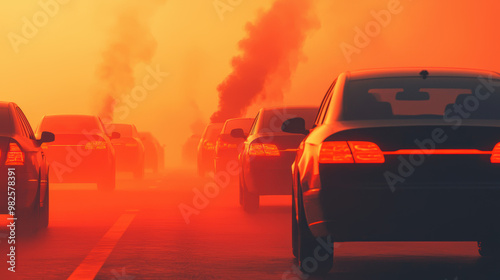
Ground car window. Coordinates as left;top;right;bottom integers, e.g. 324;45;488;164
38;116;102;134
222;119;254;134
109;124;134;138
16;107;36;139
315;80;336;126
259;108;318;133
248;112;260;136
341;77;500;120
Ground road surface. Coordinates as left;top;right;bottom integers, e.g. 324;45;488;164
0;169;498;280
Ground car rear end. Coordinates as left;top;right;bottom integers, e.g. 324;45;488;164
197;123;223;176
43;133;114;184
37;115;115;185
244;133;309;195
305;72;500;242
245;107;318;195
215;118;253;174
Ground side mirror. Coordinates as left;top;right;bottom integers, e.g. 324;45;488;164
110;132;121;140
282;118;308;135
38;131;55;144
230;128;246;139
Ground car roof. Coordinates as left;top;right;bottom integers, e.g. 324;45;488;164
112;123;134;128
224;117;253;123
43;114;98;120
0;102;13;108
260;106;318;112
346;67;500;80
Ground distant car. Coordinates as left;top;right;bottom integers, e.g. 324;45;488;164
236;107;318;212
197;123;223;177
36;115;119;191
214;118;253;174
139;132;164;174
108;124;145;179
0;102;54;232
286;68;500;274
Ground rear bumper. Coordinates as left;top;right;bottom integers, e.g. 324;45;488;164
244;155;295;195
304;185;500;242
46;148;114;183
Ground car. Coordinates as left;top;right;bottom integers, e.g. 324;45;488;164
197;123;223;177
214;118;254;175
108;124;145;179
284;68;500;274
36;115;119;191
236;107;318;212
0;102;54;232
139;131;164;174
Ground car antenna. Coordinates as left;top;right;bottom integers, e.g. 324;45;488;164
419;70;429;79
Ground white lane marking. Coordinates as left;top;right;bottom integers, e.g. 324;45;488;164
66;212;137;280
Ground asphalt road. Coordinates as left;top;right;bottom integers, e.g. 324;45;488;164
0;168;499;280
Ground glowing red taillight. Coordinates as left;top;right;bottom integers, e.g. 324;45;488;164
85;141;107;150
249;143;280;156
5;143;24;165
216;140;237;152
348;141;385;163
319;141;385;164
491;143;500;163
319;142;353;163
203;141;215;151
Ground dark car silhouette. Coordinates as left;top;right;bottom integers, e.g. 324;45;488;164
236;107;318;212
285;68;500;274
36;115;119;191
0;102;54;232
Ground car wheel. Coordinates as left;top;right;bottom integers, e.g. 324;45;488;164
297;187;333;275
292;190;298;258
241;183;259;213
39;175;49;229
478;240;500;257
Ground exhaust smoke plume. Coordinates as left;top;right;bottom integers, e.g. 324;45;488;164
210;0;319;123
96;2;165;122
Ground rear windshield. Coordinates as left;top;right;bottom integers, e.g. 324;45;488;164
222;119;254;134
38;116;103;135
342;77;500;120
109;124;137;138
258;108;318;133
0;107;14;135
202;124;223;141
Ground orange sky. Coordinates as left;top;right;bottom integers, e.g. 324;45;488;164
1;0;500;166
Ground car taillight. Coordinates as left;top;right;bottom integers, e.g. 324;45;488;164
319;142;353;163
491;143;500;163
348;141;385;163
319;141;385;164
249;143;280;156
85;141;107;150
216;141;237;151
5;143;24;165
203;141;215;151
